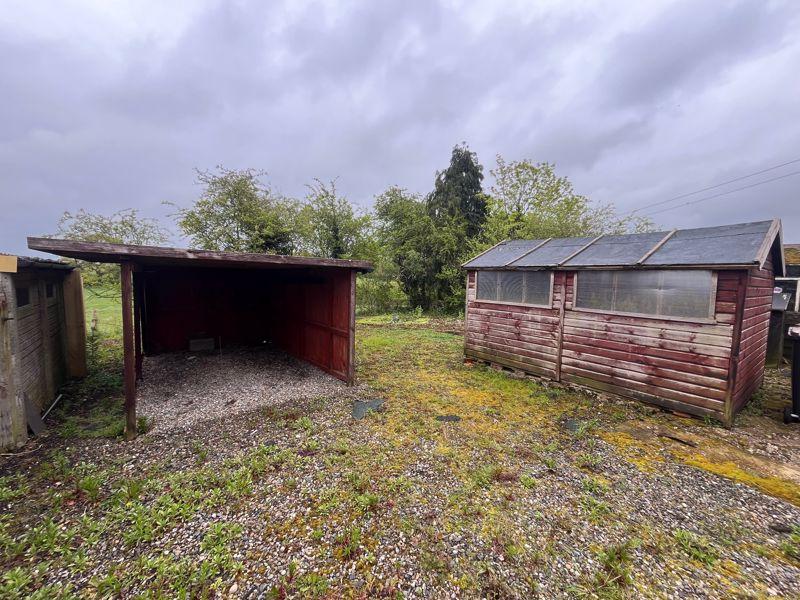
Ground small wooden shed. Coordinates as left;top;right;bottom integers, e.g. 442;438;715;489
1;255;87;450
27;238;372;439
462;220;784;425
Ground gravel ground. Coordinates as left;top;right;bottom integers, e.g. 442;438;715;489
137;347;347;432
1;325;799;599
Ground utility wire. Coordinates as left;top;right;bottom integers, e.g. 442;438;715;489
641;169;800;217
631;157;800;214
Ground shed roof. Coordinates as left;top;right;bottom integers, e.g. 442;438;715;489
27;238;374;272
463;219;784;274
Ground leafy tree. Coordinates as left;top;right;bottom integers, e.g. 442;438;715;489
297;179;371;259
54;208;170;290
374;186;438;310
172;167;299;254
426;143;487;237
482;156;653;245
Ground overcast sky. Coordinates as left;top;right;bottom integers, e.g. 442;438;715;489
2;0;799;256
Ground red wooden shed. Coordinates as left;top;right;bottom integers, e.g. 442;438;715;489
27;238;372;438
462;220;784;425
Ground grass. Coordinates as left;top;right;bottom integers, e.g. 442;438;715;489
83;286;122;337
673;529;718;566
3;309;799;597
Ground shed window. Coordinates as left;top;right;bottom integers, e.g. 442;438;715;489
16;287;30;307
575;270;714;319
476;271;552;306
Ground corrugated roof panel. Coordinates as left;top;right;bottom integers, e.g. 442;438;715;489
509;237;593;267
643;220;773;266
565;231;668;266
463;239;547;268
462;220;780;270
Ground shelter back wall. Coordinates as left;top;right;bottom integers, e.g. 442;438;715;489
141;267;353;381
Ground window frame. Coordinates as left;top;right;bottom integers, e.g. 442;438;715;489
572;269;718;323
475;270;554;309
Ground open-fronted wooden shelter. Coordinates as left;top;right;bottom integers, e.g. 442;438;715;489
28;238;372;439
462;220;784;425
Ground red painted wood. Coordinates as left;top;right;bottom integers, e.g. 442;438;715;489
730;255;774;413
120;262;136;440
464;267;755;421
141;266;355;383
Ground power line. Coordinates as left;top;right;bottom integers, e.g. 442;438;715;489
631;157;800;214
641;169;800;217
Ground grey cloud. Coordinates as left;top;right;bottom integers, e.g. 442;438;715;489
1;0;799;256
599;0;798;109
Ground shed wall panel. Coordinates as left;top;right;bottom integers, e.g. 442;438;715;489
142;267;355;383
731;256;774;413
465;268;743;422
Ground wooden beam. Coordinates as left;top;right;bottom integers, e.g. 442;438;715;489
37;280;55;404
0;255;17;273
62;270;87;378
504;238;552;266
121;262;137;440
637;229;676;265
27;237;373;272
133;272;143;381
557;235;604;266
0;273;26;449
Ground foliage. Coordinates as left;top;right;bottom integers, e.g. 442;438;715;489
297;179;372;259
426;143;487;238
481;156;652;247
781;526;800;562
673;529;718;566
173;166;299;254
54;208;170;292
374;186;439;310
593;538;640;594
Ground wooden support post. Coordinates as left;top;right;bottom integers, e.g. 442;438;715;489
62;270;87;378
347;270;356;385
37;279;55;404
121;262;137;440
133;272;143;381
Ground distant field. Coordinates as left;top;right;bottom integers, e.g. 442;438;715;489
83;286;122;337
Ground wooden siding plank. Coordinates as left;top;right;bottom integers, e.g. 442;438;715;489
563;315;733;348
561;365;725;410
561;328;731;358
561;341;728;378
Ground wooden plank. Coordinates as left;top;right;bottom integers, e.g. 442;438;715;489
62;270;87;378
0;274;26;450
561;340;728;378
561;333;730;368
563;315;733;347
133;273;143;381
347;270;356;385
562;327;731;358
37;280;55;404
562;374;724;420
469;304;560;322
464;347;556;378
28;237;373;272
560;357;726;400
466;337;558;363
561;308;733;336
466;330;558;354
0;255;17;273
121;263;136;440
560;351;727;390
561;365;726;410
